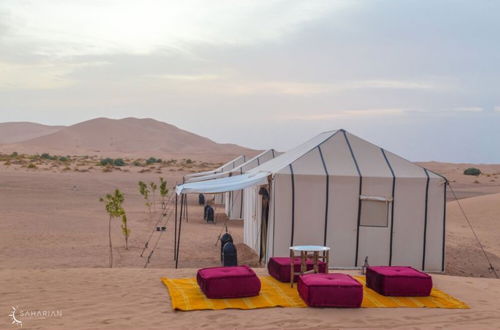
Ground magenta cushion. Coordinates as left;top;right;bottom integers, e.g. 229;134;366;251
196;265;261;299
297;273;363;308
267;257;327;283
366;266;433;296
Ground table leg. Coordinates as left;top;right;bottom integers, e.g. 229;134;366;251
300;251;307;275
290;249;294;287
313;252;319;273
325;250;329;273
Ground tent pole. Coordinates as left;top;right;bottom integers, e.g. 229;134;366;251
174;193;178;261
176;194;184;268
184;194;189;222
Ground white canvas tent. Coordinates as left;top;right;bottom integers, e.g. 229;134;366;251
176;130;447;271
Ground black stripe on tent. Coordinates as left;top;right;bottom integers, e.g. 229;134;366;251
272;178;276;259
381;148;396;266
240;188;244;219
442;182;447;271
422;169;430;270
289;164;296;246
317;145;329;246
272;149;275;158
343;130;363;267
257;157;260;165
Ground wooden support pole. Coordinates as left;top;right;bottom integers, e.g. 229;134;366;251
175;194;184;269
184;194;189;222
174;193;178;260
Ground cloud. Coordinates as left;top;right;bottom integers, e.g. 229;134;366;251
146;73;220;81
452;107;483;112
0;0;351;57
0;61;106;90
141;78;448;96
494;106;500;112
280;108;406;120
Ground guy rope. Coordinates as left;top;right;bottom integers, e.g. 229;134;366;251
140;191;175;257
448;183;499;279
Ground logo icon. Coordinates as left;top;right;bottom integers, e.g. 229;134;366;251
9;306;22;327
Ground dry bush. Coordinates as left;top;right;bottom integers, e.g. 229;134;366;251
102;166;113;173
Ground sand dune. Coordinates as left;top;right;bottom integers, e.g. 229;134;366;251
419;161;500;200
1;117;257;161
446;193;500;278
0;122;64;144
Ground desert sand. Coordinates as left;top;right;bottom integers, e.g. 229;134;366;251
1;268;500;329
1;121;500;329
0;122;64;144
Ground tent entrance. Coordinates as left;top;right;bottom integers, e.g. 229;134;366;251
358;196;393;266
258;185;270;262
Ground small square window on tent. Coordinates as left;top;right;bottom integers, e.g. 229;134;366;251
359;196;392;227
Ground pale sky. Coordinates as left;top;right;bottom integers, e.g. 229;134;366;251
1;0;499;162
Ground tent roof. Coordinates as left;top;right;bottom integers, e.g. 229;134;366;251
186;149;277;183
176;129;447;195
183;155;245;180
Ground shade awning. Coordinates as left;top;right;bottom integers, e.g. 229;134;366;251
176;172;270;195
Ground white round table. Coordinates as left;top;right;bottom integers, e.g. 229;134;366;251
289;245;330;287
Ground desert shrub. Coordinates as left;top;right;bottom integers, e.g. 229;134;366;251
41;153;58;160
464;168;481;176
100;158;114;166
146;157;161;165
10;152;18;157
113;158;126;166
133;160;143;166
185;158;193;164
27;163;37;169
59;156;69;162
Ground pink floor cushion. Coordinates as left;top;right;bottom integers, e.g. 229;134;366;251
366;266;433;296
267;257;327;283
196;265;261;299
297;273;363;308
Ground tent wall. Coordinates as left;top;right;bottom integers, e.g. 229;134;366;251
243;185;262;252
225;189;244;219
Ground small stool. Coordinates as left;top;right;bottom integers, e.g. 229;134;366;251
268;257;327;283
366;266;432;296
289;245;330;287
196;265;261;299
297;273;363;308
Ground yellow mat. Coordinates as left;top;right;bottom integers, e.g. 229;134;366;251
161;275;469;311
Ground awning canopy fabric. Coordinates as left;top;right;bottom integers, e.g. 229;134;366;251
176;172;269;195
